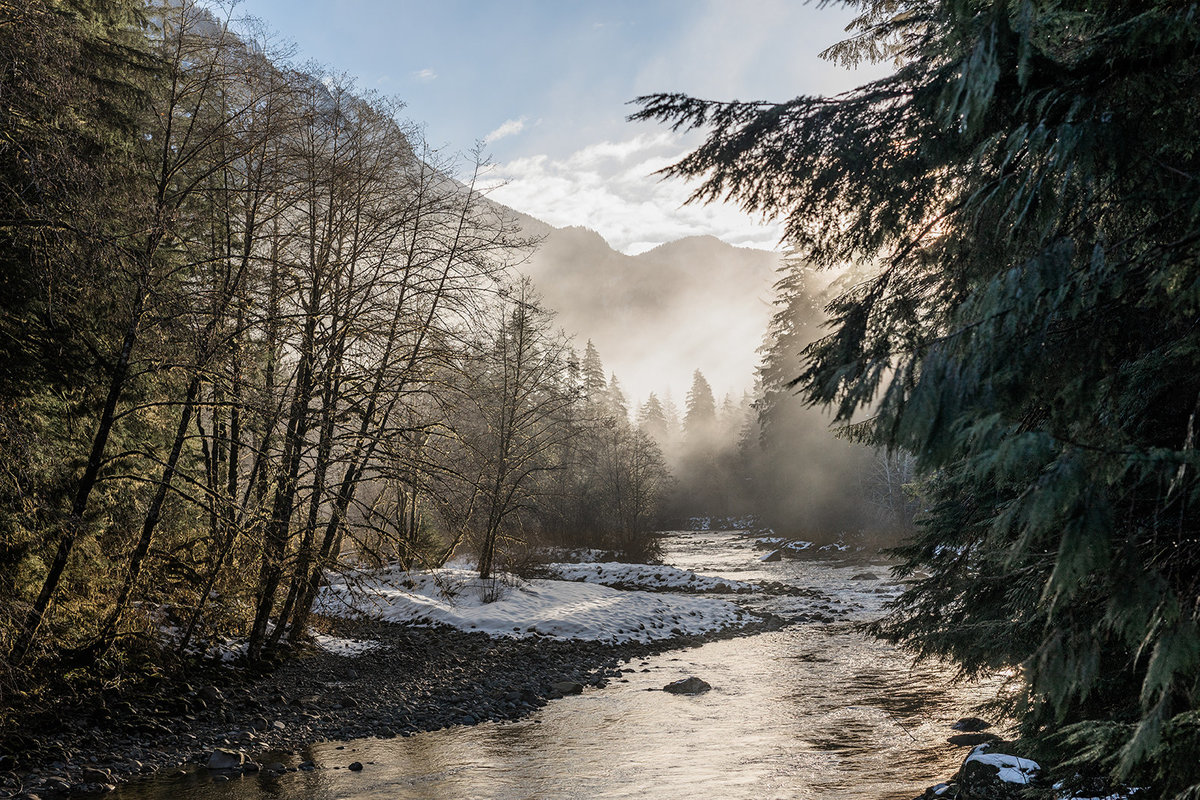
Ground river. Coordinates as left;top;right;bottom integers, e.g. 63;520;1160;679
105;530;1001;799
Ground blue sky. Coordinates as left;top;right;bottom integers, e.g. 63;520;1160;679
232;0;887;253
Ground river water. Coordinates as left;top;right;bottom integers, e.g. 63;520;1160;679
110;530;1002;800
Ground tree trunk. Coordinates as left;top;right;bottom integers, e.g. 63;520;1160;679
10;288;146;662
95;375;201;651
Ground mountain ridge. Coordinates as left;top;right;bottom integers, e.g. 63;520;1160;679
495;201;782;404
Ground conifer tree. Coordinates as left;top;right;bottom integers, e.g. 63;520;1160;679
637;393;669;444
661;391;683;452
606;373;629;422
580;339;607;406
683;370;716;444
635;1;1200;793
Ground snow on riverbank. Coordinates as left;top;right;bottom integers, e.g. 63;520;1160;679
545;562;756;593
316;566;754;644
312;633;383;656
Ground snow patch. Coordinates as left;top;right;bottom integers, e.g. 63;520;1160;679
311;634;382;656
316;566;752;643
1054;782;1142;800
755;537;814;553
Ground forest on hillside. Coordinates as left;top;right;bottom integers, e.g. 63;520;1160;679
0;0;684;675
0;0;909;693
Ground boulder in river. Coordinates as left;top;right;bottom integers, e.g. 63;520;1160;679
948;732;1000;747
551;681;584;696
760;550;783;563
663;677;711;695
851;572;880;581
951;716;992;732
81;767;112;784
205;749;244;770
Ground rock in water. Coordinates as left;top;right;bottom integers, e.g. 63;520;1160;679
206;749;244;770
948;732;1000;747
348;762;363;771
663;677;711;695
551;681;584;695
951;716;993;732
81;767;112;784
760;549;783;563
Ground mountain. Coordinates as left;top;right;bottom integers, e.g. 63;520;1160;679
511;219;782;405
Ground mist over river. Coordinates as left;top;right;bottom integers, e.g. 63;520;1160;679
102;531;1002;800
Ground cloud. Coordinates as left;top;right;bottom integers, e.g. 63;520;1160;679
413;68;437;83
484;117;528;144
484;133;782;254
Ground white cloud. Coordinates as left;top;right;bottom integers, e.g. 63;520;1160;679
484;117;528;144
484;133;782;254
413;68;437;83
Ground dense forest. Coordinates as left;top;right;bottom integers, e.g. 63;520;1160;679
635;0;1200;796
0;0;685;680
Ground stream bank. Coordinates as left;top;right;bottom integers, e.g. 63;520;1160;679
5;529;1003;800
2;615;781;799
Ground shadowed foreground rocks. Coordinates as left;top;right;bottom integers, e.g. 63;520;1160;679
1;615;781;798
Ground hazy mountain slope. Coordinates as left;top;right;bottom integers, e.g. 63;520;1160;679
515;221;781;404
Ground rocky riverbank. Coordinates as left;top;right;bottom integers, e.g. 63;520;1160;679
1;614;783;799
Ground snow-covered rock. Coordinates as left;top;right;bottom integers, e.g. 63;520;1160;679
956;744;1039;798
964;749;1039;784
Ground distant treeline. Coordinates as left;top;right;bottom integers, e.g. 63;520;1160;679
630;263;918;541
